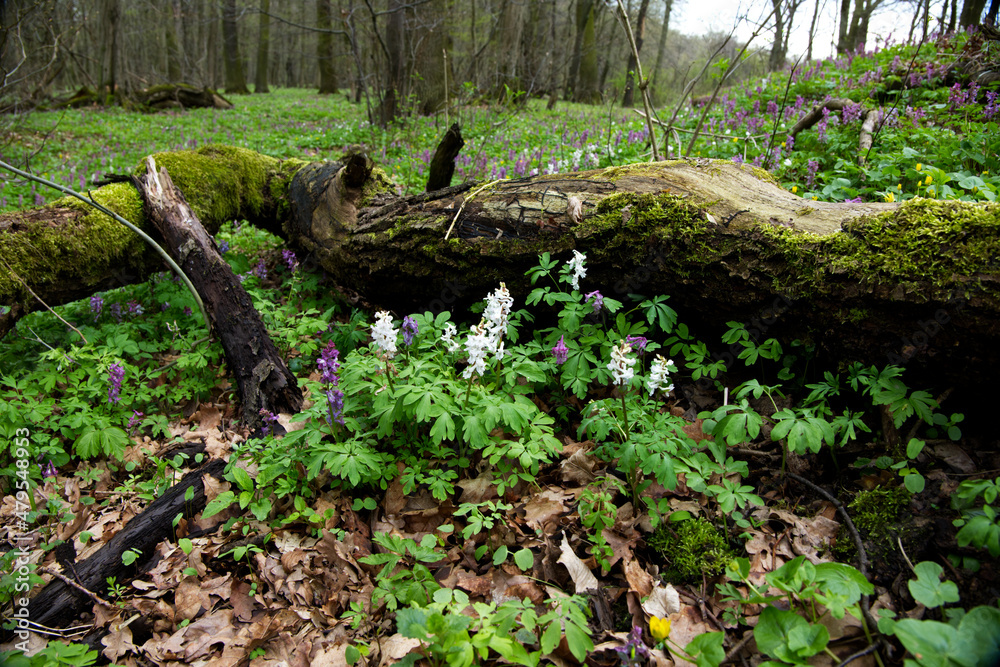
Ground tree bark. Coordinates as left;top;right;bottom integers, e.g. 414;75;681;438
255;0;271;93
3;149;1000;393
426;123;465;192
317;0;337;94
650;0;673;103
135;157;303;428
222;0;250;94
622;0;650;107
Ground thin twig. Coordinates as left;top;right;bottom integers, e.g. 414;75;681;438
614;0;660;160
38;565;117;610
444;179;502;240
0;257;87;343
784;472;879;635
722;631;754;664
837;639;886;667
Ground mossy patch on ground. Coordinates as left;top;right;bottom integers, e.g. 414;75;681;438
648;516;736;581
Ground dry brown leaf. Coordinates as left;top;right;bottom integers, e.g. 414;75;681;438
557;535;599;593
623;557;654;598
641;583;680;619
377;634;422;666
523;488;573;532
230;579;256;622
174;577;209;621
666;605;714;667
102;625;136;662
559;449;597;484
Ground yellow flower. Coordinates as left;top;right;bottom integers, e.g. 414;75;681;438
984;170;990;176
924;175;932;185
884;191;895;202
649;616;672;642
781;141;786;148
916;163;922;171
733;137;738;143
897;183;902;190
812;196;818;200
791;185;798;193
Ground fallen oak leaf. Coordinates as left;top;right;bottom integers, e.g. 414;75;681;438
557;535;599;593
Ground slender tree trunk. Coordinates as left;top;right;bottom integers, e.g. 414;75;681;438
770;0;786;71
165;3;182;82
837;0;851;52
807;0;821;59
622;0;651;107
317;0;337;93
255;0;271;93
222;0;249;94
987;0;999;25
575;0;599;102
651;0;673;101
922;0;931;41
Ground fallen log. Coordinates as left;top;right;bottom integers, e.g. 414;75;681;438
52;84;233;111
135;157;303;429
11;459;227;637
3;148;1000;393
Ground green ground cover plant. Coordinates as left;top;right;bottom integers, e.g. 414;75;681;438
2;26;999;667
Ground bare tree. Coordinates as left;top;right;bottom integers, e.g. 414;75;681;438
222;0;249;94
317;0;337;93
255;0;271;93
650;0;675;101
959;0;988;25
837;0;889;53
622;0;650;106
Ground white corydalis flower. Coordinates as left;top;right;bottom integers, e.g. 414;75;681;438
370;310;398;359
462;321;491;379
607;339;637;387
566;250;587;291
441;322;461;353
483;283;514;359
646;355;675;396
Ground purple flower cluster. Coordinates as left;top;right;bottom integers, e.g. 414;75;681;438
985;91;999;121
318;341;345;426
282;249;298;271
585;290;604;314
252;259;267;280
626;335;647;353
614;626;651;667
806;159;819;188
90;295;104;321
551;335;569;364
218;240;229;254
401;316;418;346
126;300;143;317
259;409;279;436
128;410;143;436
107;364;125;404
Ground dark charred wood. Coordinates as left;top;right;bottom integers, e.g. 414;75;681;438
135;157;303;431
9;459;227;639
426;123;465;192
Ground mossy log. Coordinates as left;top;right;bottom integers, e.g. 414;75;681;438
53;84;233;110
2;147;999;392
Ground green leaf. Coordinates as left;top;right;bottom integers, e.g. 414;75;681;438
684;632;725;667
230;466;254;492
904;472;926;494
909;561;960;608
754;606;828;664
891;619;961;665
514;547;534;571
179;538;193;555
955;605;1000;667
493;545;509;566
202;491;236;519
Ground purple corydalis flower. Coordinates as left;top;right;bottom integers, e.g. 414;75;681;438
183;306;193;317
626;335;647;353
128;410;143;436
90;295;104;320
326;388;345;425
401;316;418;346
42;460;57;479
585;290;604;313
282;249;298;271
614;626;651;667
552;335;569;365
252;259;267;280
259;409;279;436
318;341;341;385
110;302;123;322
107;364;125;404
127;300;143;316
218;240;229;254
161;302;170;312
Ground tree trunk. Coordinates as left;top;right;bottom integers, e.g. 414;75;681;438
988;0;1000;24
165;3;183;82
769;0;786;71
575;0;599;103
960;0;988;26
622;0;651;107
650;0;673;102
136;157;303;427
317;0;337;94
255;0;271;93
222;0;249;94
426;123;464;192
3;150;1000;394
